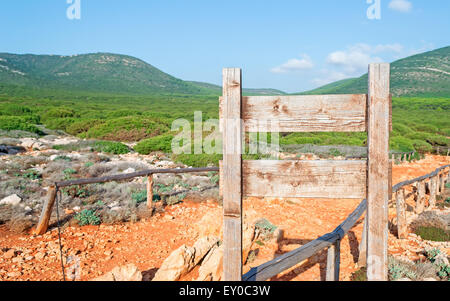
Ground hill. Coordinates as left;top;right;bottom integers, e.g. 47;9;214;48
0;53;287;96
297;46;450;97
187;81;286;96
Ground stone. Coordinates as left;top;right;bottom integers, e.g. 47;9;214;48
152;245;195;281
423;277;438;281
4;249;16;259
191;236;220;267
196;245;223;281
410;211;450;232
92;264;142;281
0;194;22;206
396;278;412;281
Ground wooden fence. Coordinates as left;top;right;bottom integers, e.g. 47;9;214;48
220;63;392;281
34;167;219;235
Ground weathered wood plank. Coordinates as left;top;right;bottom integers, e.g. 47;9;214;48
366;63;390;281
34;186;57;235
220;94;368;132
147;175;153;209
416;181;425;214
222;68;243;281
326;240;341;281
396;189;407;239
242;160;367;199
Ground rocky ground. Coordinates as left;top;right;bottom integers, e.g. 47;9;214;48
0;136;449;281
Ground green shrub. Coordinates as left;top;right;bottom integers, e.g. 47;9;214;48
66;119;104;135
134;134;174;154
415;227;450;242
412;140;433;153
131;190;147;205
93;141;130;155
42;108;75;119
0;116;44;135
172;154;222;167
74;209;101;226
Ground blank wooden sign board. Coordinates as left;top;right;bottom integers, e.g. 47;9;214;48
220;64;391;281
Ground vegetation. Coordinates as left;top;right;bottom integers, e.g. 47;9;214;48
74;209;101;226
415;226;450;242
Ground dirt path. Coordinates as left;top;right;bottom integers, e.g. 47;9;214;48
0;155;448;281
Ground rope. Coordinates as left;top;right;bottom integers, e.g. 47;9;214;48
55;187;66;281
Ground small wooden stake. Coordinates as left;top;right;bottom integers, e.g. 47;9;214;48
416;181;425;214
147;174;154;209
358;216;367;267
429;176;437;208
34;186;58;235
396;189;407;239
326;240;341;281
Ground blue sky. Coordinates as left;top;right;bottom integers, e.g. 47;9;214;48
0;0;449;92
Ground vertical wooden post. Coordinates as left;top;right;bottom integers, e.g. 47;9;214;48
326;240;341;281
416;181;425;213
396;189;407;239
147;174;153;209
34;186;58;235
358;216;367;267
366;63;390;281
222;68;243;281
439;172;445;194
429;176;437;208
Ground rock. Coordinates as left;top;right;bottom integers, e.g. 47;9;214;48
152;245;195;281
4;249;16;259
7;271;22;278
92;264;142;281
35;252;46;260
0;194;22;206
423;277;438;281
434;252;449;266
396;278;412;281
410;211;450;232
197;245;223;281
164;214;174;220
192;237;220;267
123;168;136;174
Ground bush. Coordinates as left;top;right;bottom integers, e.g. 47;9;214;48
415;226;450;242
66;119;105;136
42;108;75;119
134;134;174;154
94;141;130;155
74;209;101;226
0;116;44;135
172;154;222;167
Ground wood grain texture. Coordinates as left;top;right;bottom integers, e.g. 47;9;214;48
34;186;57;235
326;240;341;281
220;94;368;132
366;63;390;281
222;68;243;281
396;189;407;239
242;160;367;199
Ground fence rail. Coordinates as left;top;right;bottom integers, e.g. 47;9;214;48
34;166;219;235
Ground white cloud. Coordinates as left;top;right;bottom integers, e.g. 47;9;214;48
271;54;313;73
388;0;413;13
313;43;406;87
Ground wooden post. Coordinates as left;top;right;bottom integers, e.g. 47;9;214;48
439;172;445;194
358;216;367;267
366;63;390;281
429;176;437;208
222;68;243;281
416;181;425;214
147;174;153;209
396;189;407;239
326;240;341;281
34;186;58;235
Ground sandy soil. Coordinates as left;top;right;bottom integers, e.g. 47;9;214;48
0;155;448;281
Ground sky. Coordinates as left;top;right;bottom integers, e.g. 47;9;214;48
0;0;449;93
